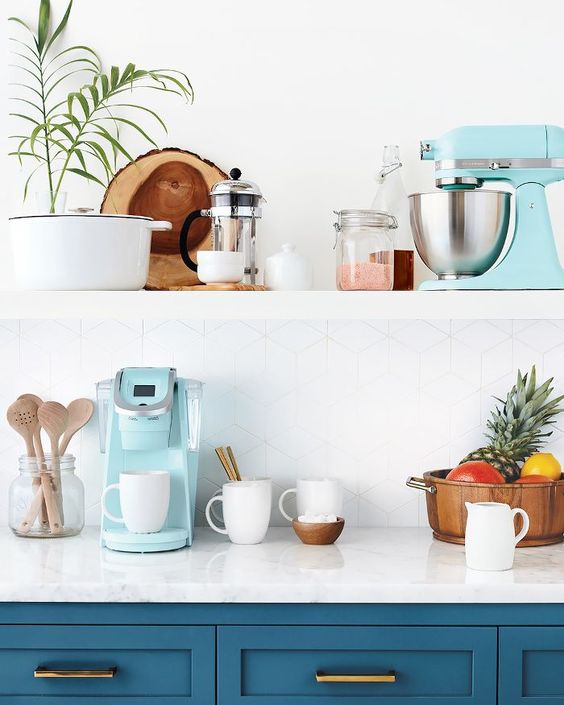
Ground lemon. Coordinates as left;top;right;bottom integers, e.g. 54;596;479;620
520;453;562;481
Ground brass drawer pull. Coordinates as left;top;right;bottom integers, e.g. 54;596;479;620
316;671;397;683
34;667;117;679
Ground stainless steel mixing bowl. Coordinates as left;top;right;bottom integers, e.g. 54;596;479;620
409;190;511;279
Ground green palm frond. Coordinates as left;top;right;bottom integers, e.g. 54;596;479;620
9;0;192;213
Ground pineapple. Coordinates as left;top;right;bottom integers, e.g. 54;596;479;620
460;366;564;482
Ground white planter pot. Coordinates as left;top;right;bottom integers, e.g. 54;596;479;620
9;214;172;291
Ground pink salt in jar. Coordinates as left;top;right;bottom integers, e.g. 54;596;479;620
334;209;396;291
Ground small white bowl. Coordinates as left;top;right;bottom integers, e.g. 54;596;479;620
197;251;244;284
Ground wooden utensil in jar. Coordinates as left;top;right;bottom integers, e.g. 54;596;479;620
19;417;62;535
59;398;94;455
6;398;37;458
7;398;61;534
7;398;41;533
37;401;68;527
18;393;48;528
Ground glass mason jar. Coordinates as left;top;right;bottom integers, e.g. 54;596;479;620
334;209;397;291
9;454;84;538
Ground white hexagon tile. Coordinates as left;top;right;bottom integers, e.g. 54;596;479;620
0;319;564;529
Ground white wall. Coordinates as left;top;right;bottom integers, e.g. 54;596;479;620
4;0;564;288
0;318;563;528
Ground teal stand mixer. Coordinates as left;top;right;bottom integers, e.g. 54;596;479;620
97;367;203;553
409;125;564;290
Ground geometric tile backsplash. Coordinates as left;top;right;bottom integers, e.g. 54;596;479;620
0;318;563;529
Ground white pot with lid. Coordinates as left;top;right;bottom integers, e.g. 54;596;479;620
9;212;172;290
264;243;313;291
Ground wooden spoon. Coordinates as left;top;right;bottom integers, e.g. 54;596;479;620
18;393;48;528
17;393;44;453
37;402;68;528
6;398;38;457
20;422;62;535
7;398;59;534
59;398;94;455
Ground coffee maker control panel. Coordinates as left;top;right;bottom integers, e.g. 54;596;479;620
114;368;176;417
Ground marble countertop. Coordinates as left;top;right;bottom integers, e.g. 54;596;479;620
3;527;564;603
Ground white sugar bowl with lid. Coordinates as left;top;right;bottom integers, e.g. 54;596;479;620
264;243;313;291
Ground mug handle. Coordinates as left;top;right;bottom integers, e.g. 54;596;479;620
278;488;297;522
206;496;228;534
209;488;225;525
512;508;530;545
101;484;124;524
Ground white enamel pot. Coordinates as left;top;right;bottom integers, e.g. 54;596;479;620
9;214;172;290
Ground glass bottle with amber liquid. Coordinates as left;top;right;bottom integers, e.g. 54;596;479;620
371;145;414;290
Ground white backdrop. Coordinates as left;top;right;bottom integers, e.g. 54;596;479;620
3;0;564;289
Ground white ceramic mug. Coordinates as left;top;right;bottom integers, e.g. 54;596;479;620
102;471;170;534
205;479;271;545
278;478;343;521
465;501;530;571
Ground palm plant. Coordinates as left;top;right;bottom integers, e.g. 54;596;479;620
9;0;192;212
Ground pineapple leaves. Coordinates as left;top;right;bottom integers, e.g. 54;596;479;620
9;0;192;212
525;365;536;399
470;365;564;478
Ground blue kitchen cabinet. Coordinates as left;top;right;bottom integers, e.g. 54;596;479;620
499;627;564;704
218;626;497;705
0;624;215;705
0;604;561;704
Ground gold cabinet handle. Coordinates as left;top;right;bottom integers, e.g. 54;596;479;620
316;671;396;683
34;667;117;679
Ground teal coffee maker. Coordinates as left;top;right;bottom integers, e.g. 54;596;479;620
97;367;203;553
409;124;564;289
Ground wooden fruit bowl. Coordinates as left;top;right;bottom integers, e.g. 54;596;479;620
407;470;564;547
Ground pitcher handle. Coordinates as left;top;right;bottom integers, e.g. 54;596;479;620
512;507;530;545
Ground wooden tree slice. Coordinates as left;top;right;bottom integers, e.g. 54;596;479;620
101;148;227;290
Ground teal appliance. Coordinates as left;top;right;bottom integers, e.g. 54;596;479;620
412;124;564;290
97;367;203;553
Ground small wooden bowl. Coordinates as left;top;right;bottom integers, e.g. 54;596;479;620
292;518;345;545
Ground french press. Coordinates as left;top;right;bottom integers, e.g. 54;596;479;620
179;168;264;284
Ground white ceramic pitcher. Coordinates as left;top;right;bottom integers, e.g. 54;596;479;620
465;502;530;571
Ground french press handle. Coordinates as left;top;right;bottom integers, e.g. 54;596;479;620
179;209;210;272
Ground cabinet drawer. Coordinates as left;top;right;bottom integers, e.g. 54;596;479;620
499;627;564;704
0;625;214;705
218;625;496;705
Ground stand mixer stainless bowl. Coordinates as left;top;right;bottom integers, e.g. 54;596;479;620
408;124;564;290
409;189;511;279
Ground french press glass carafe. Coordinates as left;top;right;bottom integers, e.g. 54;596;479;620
179;168;263;284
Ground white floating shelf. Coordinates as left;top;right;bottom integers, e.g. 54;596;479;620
0;290;563;320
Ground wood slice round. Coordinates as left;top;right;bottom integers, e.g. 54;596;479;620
101;148;227;290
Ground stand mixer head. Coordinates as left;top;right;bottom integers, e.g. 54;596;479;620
409;124;564;290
